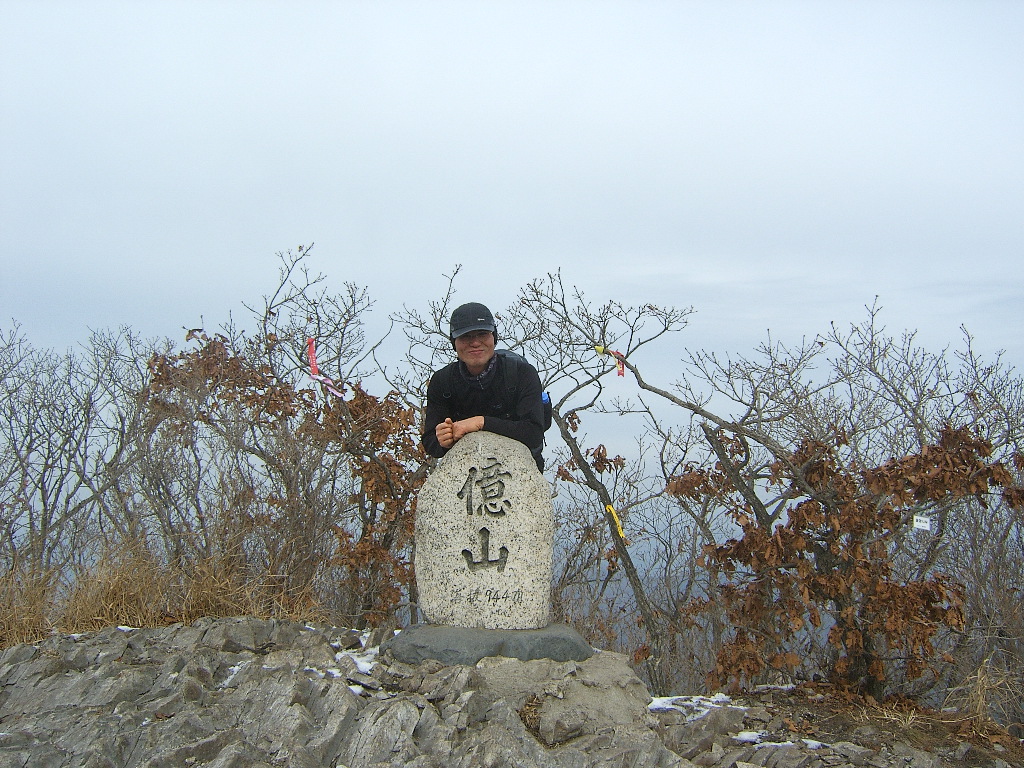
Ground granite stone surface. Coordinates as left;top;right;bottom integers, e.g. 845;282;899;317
415;431;554;629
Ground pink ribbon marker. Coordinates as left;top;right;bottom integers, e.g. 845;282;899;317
306;337;346;398
306;337;319;376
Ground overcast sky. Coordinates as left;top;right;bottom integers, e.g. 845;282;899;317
2;1;1022;371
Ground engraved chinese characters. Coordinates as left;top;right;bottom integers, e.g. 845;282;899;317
460;458;512;572
415;432;554;630
459;458;513;517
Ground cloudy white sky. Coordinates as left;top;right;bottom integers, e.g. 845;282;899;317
2;1;1022;370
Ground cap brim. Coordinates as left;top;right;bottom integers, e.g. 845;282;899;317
452;323;495;338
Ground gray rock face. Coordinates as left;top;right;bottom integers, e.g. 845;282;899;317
0;618;681;768
415;431;554;630
0;617;973;768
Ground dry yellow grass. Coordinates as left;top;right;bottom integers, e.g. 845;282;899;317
944;653;1024;729
59;541;169;632
0;564;56;647
0;538;334;650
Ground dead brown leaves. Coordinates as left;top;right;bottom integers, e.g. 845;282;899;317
685;426;1018;695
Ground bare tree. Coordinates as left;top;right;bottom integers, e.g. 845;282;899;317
5;259;1021;720
0;327;157;575
610;304;1022;699
138;248;423;626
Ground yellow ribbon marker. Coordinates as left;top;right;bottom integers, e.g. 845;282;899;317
594;344;625;376
606;504;626;541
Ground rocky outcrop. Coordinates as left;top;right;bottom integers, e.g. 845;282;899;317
0;617;1006;768
0;617;678;768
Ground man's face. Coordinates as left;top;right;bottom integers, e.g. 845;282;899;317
454;329;495;375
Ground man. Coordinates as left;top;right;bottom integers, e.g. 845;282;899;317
421;302;546;470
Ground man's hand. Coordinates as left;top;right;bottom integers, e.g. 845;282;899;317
435;416;485;448
435;418;456;448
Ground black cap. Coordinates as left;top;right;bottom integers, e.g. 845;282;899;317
450;302;496;339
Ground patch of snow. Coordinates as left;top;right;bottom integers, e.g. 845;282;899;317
733;730;764;743
754;740;797;749
648;694;739;722
116;626;137;632
648;697;684;711
348;684;365;696
802;739;826;749
303;665;351;680
219;660;249;688
338;644;378;674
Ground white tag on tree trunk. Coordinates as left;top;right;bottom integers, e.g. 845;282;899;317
913;515;932;532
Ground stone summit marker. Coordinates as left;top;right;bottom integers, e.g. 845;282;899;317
384;430;592;665
414;431;554;629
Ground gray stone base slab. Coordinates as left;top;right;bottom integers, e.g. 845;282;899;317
380;623;594;666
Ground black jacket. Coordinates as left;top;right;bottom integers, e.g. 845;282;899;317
421;353;545;469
